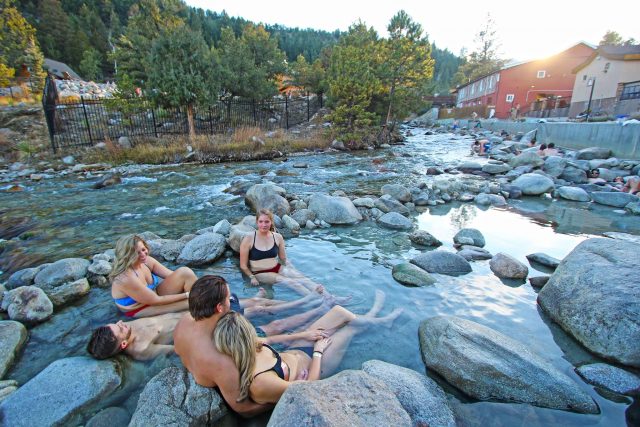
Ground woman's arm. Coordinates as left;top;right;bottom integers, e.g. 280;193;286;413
276;233;287;266
239;235;259;286
260;328;328;346
146;256;173;278
118;278;187;306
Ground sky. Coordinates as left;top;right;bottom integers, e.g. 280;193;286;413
184;0;638;61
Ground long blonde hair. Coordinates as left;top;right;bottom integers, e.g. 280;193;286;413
213;312;260;401
256;208;276;232
109;234;148;280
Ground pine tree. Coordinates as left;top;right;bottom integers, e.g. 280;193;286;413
453;14;504;86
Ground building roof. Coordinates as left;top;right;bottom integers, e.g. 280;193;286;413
44;58;81;80
573;44;640;73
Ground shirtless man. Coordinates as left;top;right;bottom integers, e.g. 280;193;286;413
88;285;328;361
174;275;330;416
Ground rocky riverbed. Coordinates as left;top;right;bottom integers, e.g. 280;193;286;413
0;126;639;426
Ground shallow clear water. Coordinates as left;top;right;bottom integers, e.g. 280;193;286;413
2;129;638;425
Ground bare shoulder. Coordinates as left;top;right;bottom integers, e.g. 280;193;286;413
274;232;285;244
112;270;134;286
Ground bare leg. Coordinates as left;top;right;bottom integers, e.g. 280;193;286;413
156;267;197;295
258;303;330;336
286;305;357;348
132;300;189;318
243;291;322;318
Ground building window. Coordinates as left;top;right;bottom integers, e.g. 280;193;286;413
604;62;610;73
537;70;546;78
583;75;587;81
620;82;640;100
506;94;514;102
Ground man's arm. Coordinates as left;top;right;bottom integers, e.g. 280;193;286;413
261;328;327;346
205;354;273;417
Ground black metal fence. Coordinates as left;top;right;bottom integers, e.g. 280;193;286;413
42;75;324;152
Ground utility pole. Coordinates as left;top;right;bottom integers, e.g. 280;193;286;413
586;77;596;122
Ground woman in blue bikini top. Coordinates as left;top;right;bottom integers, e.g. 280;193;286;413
110;234;197;318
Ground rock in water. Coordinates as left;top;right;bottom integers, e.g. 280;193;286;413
418;316;598;413
538;238;640;367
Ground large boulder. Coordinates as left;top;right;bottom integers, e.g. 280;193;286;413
557;186;591;202
474;193;507;206
411;250;472;276
267;370;411;426
46;277;90;307
129;367;227;427
85;407;130;427
512;173;555;195
377;212;413;230
0;357;124;426
576;147;611;160
543;156;567;178
489;253;528;279
526;252;560;269
0;321;27;379
509;151;545;168
538;238;640;367
33;258;90;290
560;166;588;184
308;194;362;225
392;263;436;287
362;360;455;427
381;184;412;202
590;191;639;208
418;316;598;413
245;183;290;217
576;363;640;395
453;228;485;247
7;267;41;289
374;195;410;215
1;286;53;324
409;230;442;247
177;233;226;266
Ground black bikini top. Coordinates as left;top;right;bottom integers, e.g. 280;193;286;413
253;344;286;380
249;232;279;261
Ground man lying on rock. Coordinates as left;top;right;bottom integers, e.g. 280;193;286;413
87;282;332;361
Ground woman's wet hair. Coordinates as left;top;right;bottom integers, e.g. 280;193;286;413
87;326;120;359
213;311;260;402
590;169;600;177
110;234;149;280
256;208;276;232
189;275;229;320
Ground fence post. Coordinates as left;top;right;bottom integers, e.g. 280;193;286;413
150;104;158;138
81;96;94;144
285;96;289;129
208;106;214;134
252;99;257;126
307;91;310;122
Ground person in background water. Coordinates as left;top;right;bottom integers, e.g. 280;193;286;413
543;142;560;156
537;143;548;157
110;234;196;318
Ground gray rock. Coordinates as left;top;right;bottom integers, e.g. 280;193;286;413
211;219;232;236
375;194;410;215
331;139;345;150
454;228;485;247
305;220;316;230
291;209;316;226
85;407;130;427
117;136;131;148
87;273;109;288
419;316;598;413
0;321;27;378
157;238;190;262
576;363;640;395
560;166;588;184
526;252;560;269
482;162;512;174
409;230;442;247
474;193;507;206
227;224;256;253
457;161;483;173
47;278;90;307
378;212;414;230
62;155;75;165
88;260;112;276
177;233;226;266
538;238;640;367
0;380;18;403
282;214;300;233
529;276;550;289
362;360;455;427
591;191;639;208
626;201;640;215
267;370;411;427
1;286;53;324
509;151;545;168
490;253;528;279
352;197;375;208
603;231;640;245
129;367;227;427
512;173;555;195
457;245;493;261
92;173;121;189
245;183;290;217
392;263;436;287
381;184;412;202
33;258;90;289
576;147;611;160
411;250;472;276
543;156;567;178
308;193;362;224
557;186;591;202
7;267;39;289
0;357;124;427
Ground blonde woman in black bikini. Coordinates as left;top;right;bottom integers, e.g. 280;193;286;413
240;209;328;296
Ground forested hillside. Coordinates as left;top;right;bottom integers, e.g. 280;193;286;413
15;0;460;91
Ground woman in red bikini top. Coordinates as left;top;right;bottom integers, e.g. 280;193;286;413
240;209;288;288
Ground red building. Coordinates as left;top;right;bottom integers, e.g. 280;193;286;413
454;42;595;119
